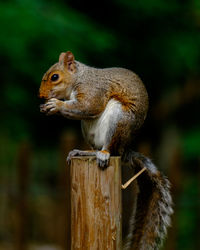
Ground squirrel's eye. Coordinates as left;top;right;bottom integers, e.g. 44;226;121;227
51;74;59;82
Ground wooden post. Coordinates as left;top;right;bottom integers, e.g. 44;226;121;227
70;156;122;250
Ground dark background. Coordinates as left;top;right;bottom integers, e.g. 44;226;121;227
0;0;200;249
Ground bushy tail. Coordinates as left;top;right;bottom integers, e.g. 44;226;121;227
123;151;173;250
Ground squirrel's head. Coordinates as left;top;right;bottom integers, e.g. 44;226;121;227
39;51;76;100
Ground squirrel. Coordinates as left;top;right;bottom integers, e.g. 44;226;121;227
39;51;173;250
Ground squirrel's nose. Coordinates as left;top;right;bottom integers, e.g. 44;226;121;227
38;89;48;99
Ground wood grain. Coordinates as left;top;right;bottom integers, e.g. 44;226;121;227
70;156;122;250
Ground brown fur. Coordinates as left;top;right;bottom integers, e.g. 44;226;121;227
110;93;137;112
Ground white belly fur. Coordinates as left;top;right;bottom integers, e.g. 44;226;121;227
81;99;122;149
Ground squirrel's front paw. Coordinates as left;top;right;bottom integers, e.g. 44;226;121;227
40;98;63;115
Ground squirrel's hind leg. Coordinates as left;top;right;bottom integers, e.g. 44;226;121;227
67;149;110;168
67;149;96;164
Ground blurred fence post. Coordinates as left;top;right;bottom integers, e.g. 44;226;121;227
70;156;122;250
16;142;31;250
165;146;182;250
58;130;79;249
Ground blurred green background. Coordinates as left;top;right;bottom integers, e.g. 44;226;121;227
0;0;200;249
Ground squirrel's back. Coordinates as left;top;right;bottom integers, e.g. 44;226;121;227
75;62;149;129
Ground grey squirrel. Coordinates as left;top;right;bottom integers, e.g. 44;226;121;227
39;51;173;249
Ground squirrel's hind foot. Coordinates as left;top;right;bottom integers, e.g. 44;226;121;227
67;149;110;168
96;150;110;169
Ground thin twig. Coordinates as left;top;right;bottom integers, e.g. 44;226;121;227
121;167;147;189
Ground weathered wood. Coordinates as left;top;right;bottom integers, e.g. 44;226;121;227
70;156;122;250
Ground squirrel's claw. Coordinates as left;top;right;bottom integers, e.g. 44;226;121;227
40;98;62;115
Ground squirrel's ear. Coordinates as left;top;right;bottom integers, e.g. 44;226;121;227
59;51;76;73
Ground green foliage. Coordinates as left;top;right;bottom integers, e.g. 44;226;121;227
117;0;180;16
182;129;200;160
